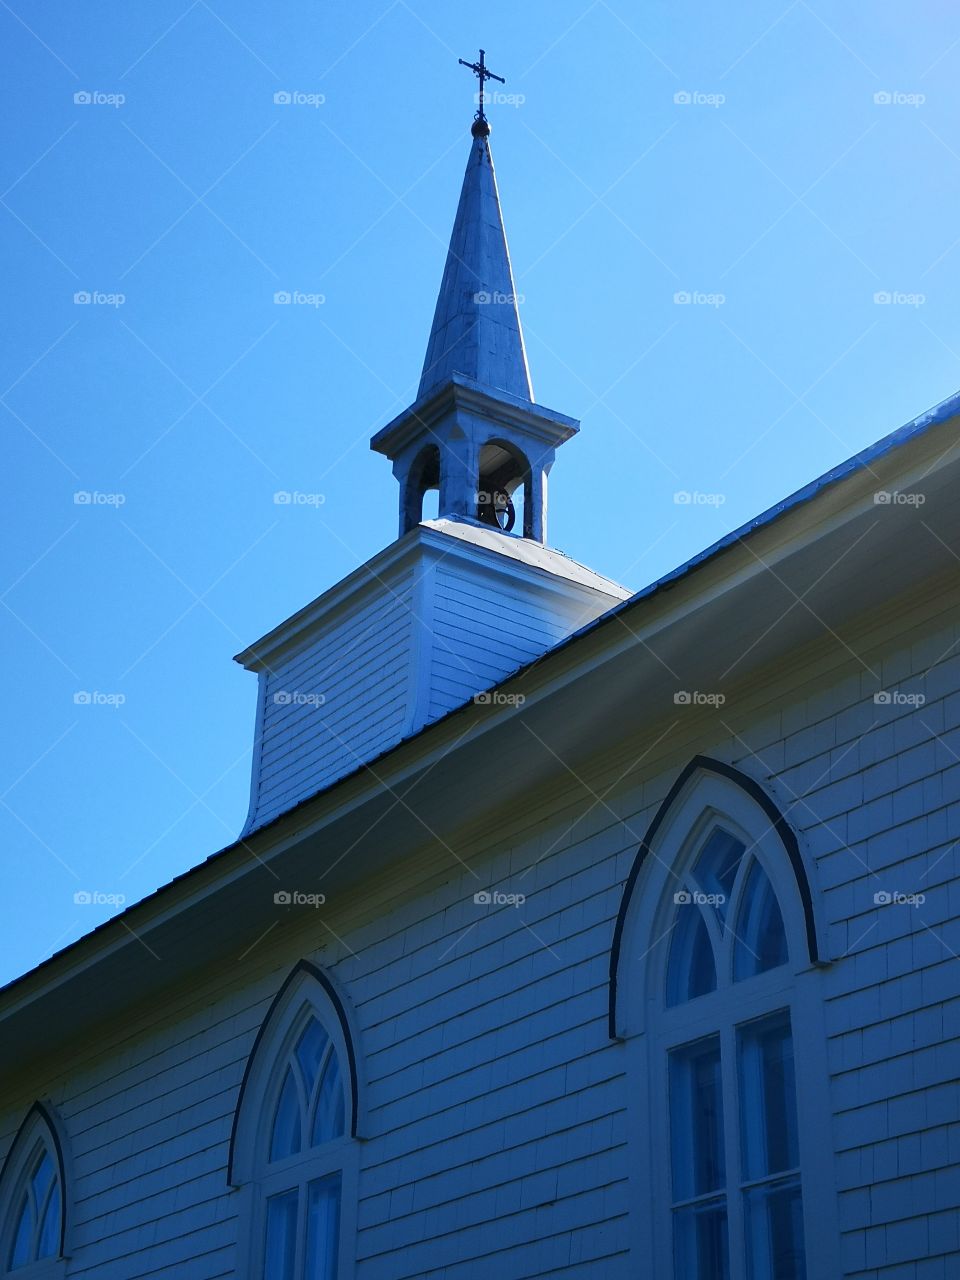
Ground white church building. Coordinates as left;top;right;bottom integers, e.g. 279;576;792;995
2;83;959;1280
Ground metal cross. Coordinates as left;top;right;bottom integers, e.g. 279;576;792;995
458;48;505;124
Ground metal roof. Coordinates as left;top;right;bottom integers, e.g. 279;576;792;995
417;131;533;402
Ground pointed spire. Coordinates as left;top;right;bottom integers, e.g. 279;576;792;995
418;129;533;403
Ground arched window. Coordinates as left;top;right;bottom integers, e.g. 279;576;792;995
0;1104;67;1278
229;962;361;1280
612;759;837;1280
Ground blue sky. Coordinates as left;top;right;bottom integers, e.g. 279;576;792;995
3;0;960;985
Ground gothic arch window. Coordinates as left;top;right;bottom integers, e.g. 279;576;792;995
0;1103;68;1278
613;759;838;1280
230;963;361;1280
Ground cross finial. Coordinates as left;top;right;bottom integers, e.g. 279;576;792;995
458;48;505;137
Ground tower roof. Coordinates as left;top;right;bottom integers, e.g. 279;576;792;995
418;130;533;402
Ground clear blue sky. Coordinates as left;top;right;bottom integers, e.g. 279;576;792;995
3;0;960;986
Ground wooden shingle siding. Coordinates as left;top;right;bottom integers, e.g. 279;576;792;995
2;587;960;1276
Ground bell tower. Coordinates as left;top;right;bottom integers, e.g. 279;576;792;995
236;52;627;836
371;51;578;543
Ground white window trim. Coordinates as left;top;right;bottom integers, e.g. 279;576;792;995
621;770;840;1280
231;967;360;1280
0;1104;70;1280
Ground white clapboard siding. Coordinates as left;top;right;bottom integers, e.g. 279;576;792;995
3;596;960;1276
237;522;628;832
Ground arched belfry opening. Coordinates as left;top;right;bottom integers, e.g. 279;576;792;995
477;439;531;535
403;443;441;532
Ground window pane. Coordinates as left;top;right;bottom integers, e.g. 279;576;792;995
669;1036;725;1201
693;828;746;928
31;1152;53;1207
738;1011;799;1180
312;1050;345;1145
296;1018;330;1098
673;1199;729;1280
270;1066;302;1162
666;902;717;1007
37;1176;61;1259
264;1189;299;1280
744;1177;806;1280
305;1173;341;1280
733;861;788;980
8;1192;33;1269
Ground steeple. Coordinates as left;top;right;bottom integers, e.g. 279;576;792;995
371;52;579;544
236;56;627;834
418;128;533;401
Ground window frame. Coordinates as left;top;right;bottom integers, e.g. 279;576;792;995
0;1104;69;1280
621;769;838;1280
230;965;361;1280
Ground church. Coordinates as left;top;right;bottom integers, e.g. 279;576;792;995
2;55;959;1280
